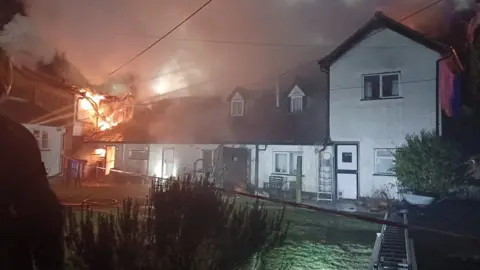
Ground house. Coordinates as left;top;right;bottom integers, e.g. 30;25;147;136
0;63;79;179
76;65;331;200
318;12;462;199
23;123;66;177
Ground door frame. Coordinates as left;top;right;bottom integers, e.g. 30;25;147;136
334;142;360;200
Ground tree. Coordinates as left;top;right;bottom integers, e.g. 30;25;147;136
0;0;26;31
37;50;70;80
392;130;472;197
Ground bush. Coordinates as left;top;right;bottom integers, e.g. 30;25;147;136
64;176;289;270
393;130;472;196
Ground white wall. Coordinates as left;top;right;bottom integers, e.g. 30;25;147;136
146;144;321;193
148;144;220;178
257;145;321;193
23;124;66;177
329;29;441;197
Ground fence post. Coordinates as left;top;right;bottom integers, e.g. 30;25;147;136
296;156;302;204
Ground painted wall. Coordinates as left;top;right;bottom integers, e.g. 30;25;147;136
23;124;66;177
329;29;441;197
257;144;321;193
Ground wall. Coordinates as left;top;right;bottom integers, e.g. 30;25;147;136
148;144;223;178
329;29;441;197
257;144;320;193
23;124;66;177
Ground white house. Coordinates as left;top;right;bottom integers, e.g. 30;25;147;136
23;123;66;178
318;12;462;199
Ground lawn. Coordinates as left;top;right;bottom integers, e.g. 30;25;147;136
52;184;379;270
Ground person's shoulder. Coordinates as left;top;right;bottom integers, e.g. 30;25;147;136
0;114;39;149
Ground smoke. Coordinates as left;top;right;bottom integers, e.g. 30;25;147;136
0;0;465;98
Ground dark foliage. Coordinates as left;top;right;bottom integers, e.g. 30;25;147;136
0;0;26;31
393;130;472;196
64;176;289;270
37;51;70;80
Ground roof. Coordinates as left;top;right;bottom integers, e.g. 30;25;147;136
85;71;328;145
0;99;48;123
318;12;453;68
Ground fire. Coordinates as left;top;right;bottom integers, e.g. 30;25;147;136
77;88;133;131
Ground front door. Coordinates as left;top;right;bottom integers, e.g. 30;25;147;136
222;147;249;190
335;144;358;199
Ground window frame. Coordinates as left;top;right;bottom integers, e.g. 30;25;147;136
362;72;401;100
273;151;302;175
230;99;244;116
373;148;396;176
32;129;49;150
290;95;303;113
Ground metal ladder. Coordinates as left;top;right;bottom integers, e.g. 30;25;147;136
370;211;417;270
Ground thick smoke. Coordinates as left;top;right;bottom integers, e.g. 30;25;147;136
0;0;467;98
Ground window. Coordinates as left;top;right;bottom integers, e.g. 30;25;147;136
231;100;244;116
290;96;303;112
41;131;49;149
32;129;49;150
374;149;396;175
363;72;400;100
129;150;148;160
342;152;352;163
274;152;302;175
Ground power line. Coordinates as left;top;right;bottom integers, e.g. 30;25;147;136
107;0;214;77
361;0;445;42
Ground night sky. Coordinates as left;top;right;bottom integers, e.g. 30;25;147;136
0;0;471;99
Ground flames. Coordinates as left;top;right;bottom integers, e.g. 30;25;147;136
78;88;133;131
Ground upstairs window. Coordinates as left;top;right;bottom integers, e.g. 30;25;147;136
363;72;400;100
290;96;303;112
288;85;305;113
231;98;244;116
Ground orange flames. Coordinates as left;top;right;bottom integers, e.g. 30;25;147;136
78;88;133;131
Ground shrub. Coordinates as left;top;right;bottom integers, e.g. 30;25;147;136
393;130;472;196
64;176;289;270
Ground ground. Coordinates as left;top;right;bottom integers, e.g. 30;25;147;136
52;183;380;270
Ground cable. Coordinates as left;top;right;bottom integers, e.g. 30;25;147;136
360;0;445;42
107;0;214;77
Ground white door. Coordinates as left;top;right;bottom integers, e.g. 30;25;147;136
335;144;358;199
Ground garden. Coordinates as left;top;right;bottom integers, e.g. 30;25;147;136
55;179;379;270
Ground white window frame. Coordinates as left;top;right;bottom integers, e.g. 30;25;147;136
290;96;303;112
273;152;302;175
362;72;401;100
374;148;396;175
32;129;49;150
231;99;244;116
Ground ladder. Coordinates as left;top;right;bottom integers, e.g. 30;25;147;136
370;211;417;270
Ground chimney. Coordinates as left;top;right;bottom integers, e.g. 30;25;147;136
275;80;280;108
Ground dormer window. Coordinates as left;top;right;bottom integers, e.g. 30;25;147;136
288;85;305;113
230;92;244;116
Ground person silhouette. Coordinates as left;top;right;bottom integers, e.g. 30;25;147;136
0;114;65;270
0;55;64;269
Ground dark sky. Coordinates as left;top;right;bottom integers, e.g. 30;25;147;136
0;0;473;99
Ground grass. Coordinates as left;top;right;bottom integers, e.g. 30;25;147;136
52;183;379;270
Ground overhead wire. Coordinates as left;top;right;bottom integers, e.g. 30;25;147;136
107;0;214;77
133;0;447;101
